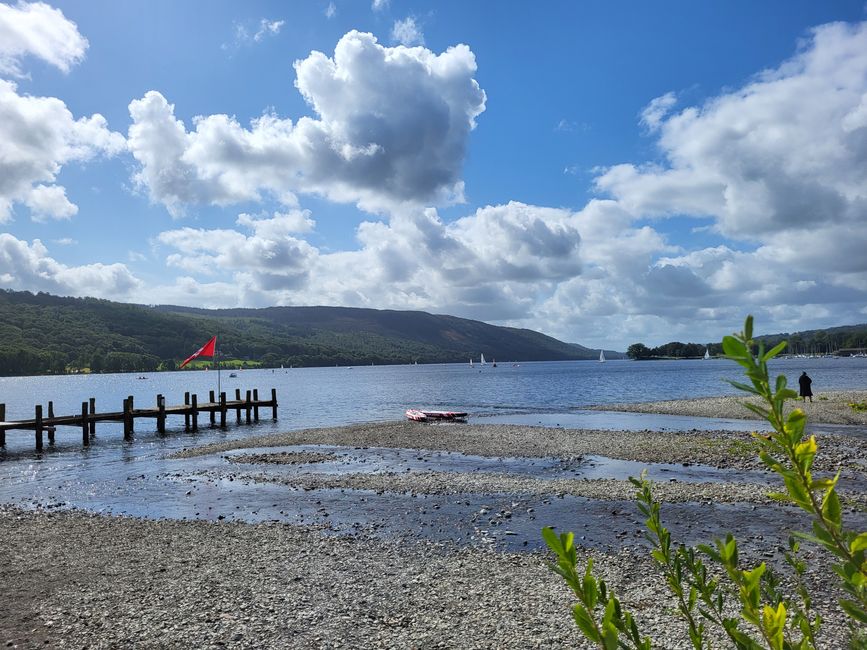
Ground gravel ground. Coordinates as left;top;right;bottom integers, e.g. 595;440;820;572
3;393;866;648
172;420;867;475
596;390;867;426
0;506;856;649
204;467;867;509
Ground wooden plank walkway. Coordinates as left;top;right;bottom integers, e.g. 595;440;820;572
0;388;277;450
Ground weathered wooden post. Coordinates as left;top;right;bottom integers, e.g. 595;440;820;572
123;398;132;439
157;394;166;434
89;398;96;436
253;389;260;422
209;390;216;426
235;388;242;423
219;392;227;428
0;403;5;446
184;392;190;431
245;390;252;424
35;404;43;451
81;401;89;445
271;388;277;420
127;395;135;434
47;401;55;444
191;394;198;432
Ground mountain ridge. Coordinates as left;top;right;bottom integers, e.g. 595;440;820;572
0;290;623;375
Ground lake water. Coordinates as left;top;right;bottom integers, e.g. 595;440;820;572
3;356;866;435
2;356;865;551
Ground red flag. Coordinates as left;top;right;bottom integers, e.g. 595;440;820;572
179;336;217;368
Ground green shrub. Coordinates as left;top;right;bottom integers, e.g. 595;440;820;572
543;316;867;649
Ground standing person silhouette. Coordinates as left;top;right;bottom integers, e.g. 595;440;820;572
798;371;813;403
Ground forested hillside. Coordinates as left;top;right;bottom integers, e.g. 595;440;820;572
0;290;606;375
626;324;867;360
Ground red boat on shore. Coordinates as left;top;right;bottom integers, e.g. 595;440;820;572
405;409;468;422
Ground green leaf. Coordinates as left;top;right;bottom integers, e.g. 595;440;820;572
727;380;761;396
572;604;601;643
839;599;867;625
742;402;771;419
821;488;842;532
763;341;787;362
850;532;867;554
743;315;754;341
722;335;748;360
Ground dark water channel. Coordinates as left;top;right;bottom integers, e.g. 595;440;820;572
4;432;865;553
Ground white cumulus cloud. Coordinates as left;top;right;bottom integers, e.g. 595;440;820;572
0;79;126;222
128;31;486;216
0;234;140;297
392;17;424;46
0;1;88;77
595;21;867;240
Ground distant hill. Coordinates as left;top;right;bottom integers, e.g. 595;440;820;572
755;323;867;356
0;290;614;375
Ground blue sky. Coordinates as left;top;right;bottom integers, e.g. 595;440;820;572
1;1;866;350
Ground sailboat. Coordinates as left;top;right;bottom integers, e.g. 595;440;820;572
480;353;487;366
469;358;474;368
704;349;711;360
599;350;606;363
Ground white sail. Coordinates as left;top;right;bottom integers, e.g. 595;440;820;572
480;353;486;366
599;350;605;363
469;358;474;367
704;349;710;360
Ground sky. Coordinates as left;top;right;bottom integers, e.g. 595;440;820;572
1;0;866;351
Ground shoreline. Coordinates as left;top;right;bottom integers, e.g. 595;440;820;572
3;394;867;647
592;389;867;426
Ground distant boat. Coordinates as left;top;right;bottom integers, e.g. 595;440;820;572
229;372;237;378
704;349;711;360
480;353;487;366
599;350;605;363
492;358;497;367
469;358;474;367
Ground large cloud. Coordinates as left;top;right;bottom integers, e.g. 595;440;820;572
0;234;140;297
153;201;582;320
128;31;486;216
0;1;87;77
0;79;125;222
594;21;867;240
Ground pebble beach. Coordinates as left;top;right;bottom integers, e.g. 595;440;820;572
3;394;867;648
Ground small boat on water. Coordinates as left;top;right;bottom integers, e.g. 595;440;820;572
480;353;486;366
599;350;605;363
229;372;238;378
405;409;468;422
704;349;711;360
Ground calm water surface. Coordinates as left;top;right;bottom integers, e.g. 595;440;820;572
1;357;865;550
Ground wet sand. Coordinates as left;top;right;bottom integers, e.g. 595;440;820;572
3;395;866;648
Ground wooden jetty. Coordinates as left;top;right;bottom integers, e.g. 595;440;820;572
0;388;277;450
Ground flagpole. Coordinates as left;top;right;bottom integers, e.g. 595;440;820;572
216;334;221;398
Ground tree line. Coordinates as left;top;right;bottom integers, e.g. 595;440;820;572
626;341;721;360
626;324;867;360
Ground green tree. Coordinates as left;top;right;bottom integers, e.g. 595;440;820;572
627;343;651;360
